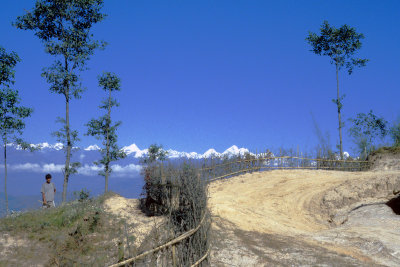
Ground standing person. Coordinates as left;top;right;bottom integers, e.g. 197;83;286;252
41;173;56;208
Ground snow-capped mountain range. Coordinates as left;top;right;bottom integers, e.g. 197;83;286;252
115;144;250;159
13;142;252;159
117;144;251;159
11;142;351;160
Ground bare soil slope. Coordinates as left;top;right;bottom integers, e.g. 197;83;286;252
103;196;164;248
368;147;400;171
209;170;400;266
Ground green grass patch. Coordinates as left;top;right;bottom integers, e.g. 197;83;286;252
0;191;135;266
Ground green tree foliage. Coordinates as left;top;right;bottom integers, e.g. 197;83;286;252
14;0;107;202
390;119;400;147
348;110;387;159
85;72;126;193
306;21;368;159
142;144;168;164
0;46;33;215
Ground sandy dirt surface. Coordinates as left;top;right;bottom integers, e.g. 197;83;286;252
0;233;49;267
209;170;400;266
0;233;26;257
103;195;163;248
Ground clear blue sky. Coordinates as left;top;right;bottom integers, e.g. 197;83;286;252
1;0;399;154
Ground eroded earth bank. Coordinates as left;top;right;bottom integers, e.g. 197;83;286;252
208;170;400;266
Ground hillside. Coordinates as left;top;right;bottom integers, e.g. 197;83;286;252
0;193;160;266
1;169;400;266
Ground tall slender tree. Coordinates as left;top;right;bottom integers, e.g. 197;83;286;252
14;0;107;202
85;72;126;192
306;21;368;159
0;46;33;215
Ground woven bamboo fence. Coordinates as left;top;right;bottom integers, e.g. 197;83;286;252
109;213;209;267
200;155;369;183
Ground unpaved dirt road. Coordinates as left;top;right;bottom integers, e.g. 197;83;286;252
208;170;400;266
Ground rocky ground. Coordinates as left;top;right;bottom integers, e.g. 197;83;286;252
208;170;400;266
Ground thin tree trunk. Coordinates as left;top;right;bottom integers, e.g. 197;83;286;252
4;142;9;216
62;57;71;203
105;87;112;192
336;64;344;160
105;165;109;193
63;92;72;203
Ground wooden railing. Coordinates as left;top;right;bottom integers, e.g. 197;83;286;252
200;155;369;183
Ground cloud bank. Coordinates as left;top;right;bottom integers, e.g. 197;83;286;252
0;163;142;178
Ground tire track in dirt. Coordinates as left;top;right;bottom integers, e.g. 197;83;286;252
208;169;400;266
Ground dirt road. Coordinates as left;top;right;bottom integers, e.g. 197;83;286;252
208;170;400;266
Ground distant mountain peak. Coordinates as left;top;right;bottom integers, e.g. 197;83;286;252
202;148;220;158
222;145;250;156
167;149;202;159
122;144;148;158
30;142;64;150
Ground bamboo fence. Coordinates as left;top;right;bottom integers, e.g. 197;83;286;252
200;155;369;183
109;213;209;267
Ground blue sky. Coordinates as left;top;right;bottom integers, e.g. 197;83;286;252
1;0;399;154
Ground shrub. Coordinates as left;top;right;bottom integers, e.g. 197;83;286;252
140;161;210;266
73;188;91;202
390;121;400;147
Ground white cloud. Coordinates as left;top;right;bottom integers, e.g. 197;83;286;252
77;163;142;177
3;163;64;173
9;163;41;172
43;163;65;173
78;164;103;176
1;162;142;178
84;144;100;151
111;164;142;177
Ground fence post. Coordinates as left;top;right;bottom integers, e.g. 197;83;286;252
318;148;321;170
301;152;303;168
172;245;177;267
239;155;242;174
